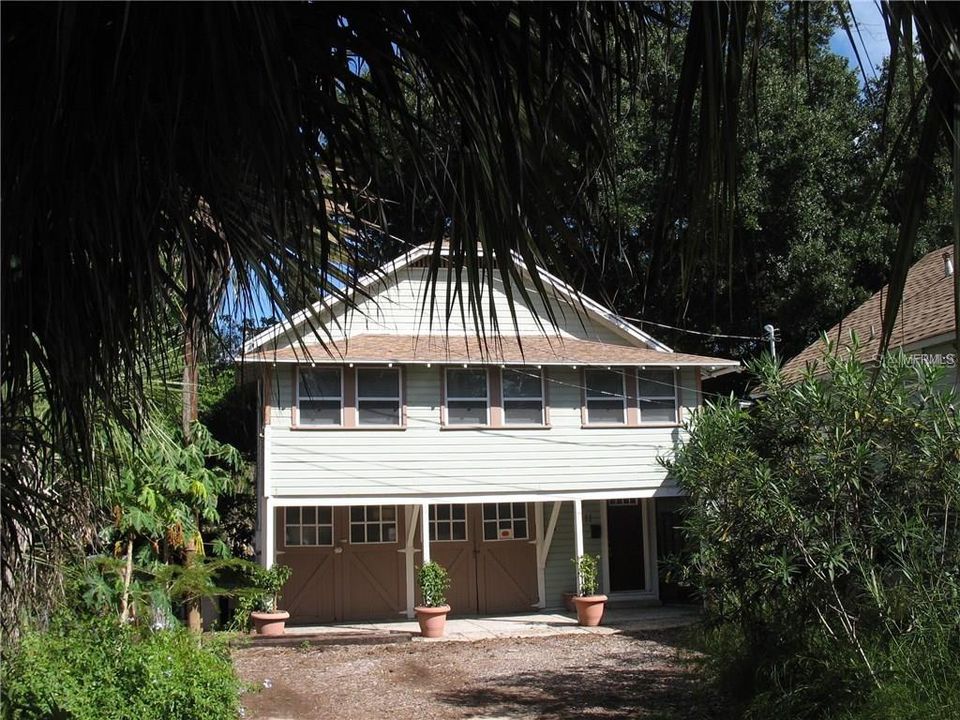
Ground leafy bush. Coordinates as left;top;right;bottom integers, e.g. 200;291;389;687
573;554;601;596
416;561;450;607
667;346;960;718
1;615;242;719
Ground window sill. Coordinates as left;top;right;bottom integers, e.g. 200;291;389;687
580;422;680;430
291;425;407;431
440;424;551;431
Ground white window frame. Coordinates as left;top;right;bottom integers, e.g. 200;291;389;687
501;367;545;425
444;367;490;426
584;368;627;425
295;366;343;427
349;505;399;544
636;369;679;424
355;366;403;427
481;502;529;541
428;504;469;542
283;506;334;547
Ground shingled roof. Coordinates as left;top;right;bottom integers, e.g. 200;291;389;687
781;245;956;380
247;334;738;369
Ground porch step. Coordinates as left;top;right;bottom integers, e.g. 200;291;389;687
244;630;413;648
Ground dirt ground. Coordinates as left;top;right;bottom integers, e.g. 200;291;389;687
233;629;724;720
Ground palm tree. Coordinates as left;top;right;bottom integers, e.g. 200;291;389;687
2;2;957;628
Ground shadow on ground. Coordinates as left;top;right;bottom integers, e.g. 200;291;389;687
434;630;722;720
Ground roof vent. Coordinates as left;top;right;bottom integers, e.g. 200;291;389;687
946;252;954;277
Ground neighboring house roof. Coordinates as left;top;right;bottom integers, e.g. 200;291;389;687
245;333;737;368
244;242;739;372
782;245;956;380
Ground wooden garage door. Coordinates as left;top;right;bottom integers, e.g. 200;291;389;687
278;505;405;624
427;504;538;615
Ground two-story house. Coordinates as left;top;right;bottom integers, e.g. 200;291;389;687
245;244;738;623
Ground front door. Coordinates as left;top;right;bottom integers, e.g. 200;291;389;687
606;499;646;592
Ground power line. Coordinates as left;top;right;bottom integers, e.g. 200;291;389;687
621;316;766;342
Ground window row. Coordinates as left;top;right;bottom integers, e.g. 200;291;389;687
296;366;678;428
283;503;530;546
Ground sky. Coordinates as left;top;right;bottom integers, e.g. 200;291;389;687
829;0;892;83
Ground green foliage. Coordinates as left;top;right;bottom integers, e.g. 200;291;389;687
416;561;450;608
0;615;241;719
247;564;293;613
667;345;960;717
71;555;259;626
573;554;601;597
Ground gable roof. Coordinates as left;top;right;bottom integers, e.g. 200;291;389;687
243;243;739;371
782;245;956;380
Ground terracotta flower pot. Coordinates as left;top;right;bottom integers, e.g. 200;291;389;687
414;605;450;638
572;595;607;627
251;610;290;636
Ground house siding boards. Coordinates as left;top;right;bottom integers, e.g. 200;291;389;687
265;365;692;498
263;267;634;351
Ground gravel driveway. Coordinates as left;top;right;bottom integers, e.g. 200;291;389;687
234;629;723;719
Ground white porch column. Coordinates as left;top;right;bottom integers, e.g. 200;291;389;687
401;505;420;618
420;501;431;564
264;497;276;569
534;503;545;608
573;498;585;594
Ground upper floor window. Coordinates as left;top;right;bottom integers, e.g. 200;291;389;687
445;368;489;425
637;369;678;423
357;367;402;426
297;368;342;426
584;368;626;424
502;367;544;425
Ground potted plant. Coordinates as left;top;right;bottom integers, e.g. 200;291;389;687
249;564;293;636
414;561;451;638
572;554;607;626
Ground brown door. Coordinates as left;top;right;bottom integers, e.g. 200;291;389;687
429;504;479;614
475;503;538;614
424;503;538;615
278;505;405;624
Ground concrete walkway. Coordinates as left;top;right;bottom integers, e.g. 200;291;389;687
285;605;699;642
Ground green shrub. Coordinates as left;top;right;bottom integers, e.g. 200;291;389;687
416;561;450;607
1;615;241;719
572;554;601;596
667;345;960;718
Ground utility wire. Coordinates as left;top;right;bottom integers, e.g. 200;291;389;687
621;316;767;341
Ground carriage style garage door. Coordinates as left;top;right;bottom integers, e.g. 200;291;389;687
279;505;406;624
277;503;537;623
429;503;538;615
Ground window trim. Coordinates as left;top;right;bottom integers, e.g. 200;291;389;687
481;502;530;542
583;367;627;426
282;505;334;547
443;367;490;427
500;366;546;426
355;366;403;427
636;368;679;425
294;366;344;428
348;505;399;545
428;504;469;543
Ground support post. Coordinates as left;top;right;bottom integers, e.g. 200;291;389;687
401;505;419;618
573;498;585;594
420;502;431;564
264;497;275;570
534;503;545;608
